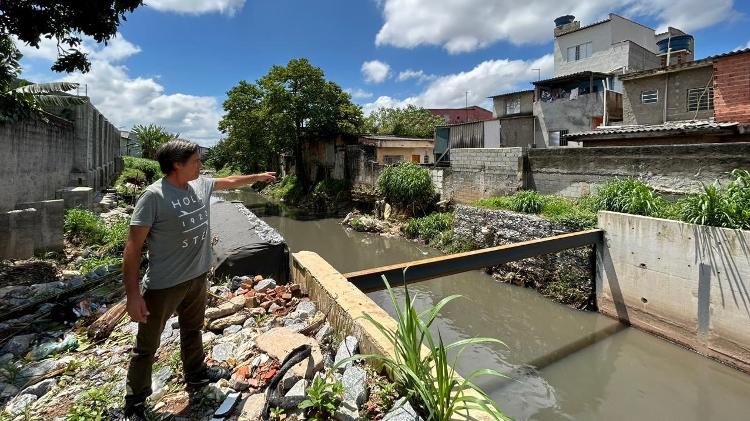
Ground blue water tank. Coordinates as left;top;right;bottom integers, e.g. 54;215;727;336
657;35;694;54
554;15;575;27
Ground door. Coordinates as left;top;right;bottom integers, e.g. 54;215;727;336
411;155;420;163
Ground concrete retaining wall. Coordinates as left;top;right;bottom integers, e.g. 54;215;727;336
527;142;750;198
0;114;75;212
447;148;524;203
597;211;750;372
291;251;494;421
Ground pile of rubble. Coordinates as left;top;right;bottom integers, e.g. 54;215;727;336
0;274;422;421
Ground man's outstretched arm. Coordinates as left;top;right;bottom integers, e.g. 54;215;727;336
213;172;277;191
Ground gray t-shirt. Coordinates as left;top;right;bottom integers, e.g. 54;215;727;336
130;176;215;290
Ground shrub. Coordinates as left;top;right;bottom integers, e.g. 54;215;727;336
377;162;435;214
509;190;544;213
593;177;666;216
64;209;107;246
266;175;303;201
403;212;453;240
101;217;130;254
122;156;162;183
312;178;350;202
338;276;510;421
115;168;146;186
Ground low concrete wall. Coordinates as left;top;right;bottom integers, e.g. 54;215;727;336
0;209;37;259
447;148;524;203
15;200;64;254
597;211;750;372
528;142;750;198
292;251;495;421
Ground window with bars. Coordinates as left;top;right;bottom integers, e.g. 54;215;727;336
549;130;569;147
641;90;658;104
505;96;521;114
383;155;404;166
687;87;713;111
567;42;592;61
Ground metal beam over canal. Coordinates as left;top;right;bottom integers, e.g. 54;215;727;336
344;229;603;292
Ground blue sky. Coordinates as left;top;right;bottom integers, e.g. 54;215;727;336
16;0;750;145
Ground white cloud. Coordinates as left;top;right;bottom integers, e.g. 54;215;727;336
145;0;246;15
362;54;553;115
345;88;374;99
361;60;391;84
397;69;436;83
19;34;222;146
375;0;735;53
15;33;141;63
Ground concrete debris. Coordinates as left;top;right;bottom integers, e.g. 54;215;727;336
334;336;359;372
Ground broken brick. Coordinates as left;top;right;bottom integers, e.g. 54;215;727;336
282;293;292;300
254;275;263;282
235;365;250;379
260;301;272;310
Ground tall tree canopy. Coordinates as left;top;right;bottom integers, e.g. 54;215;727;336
364;105;445;138
217;58;363;186
0;1;143;74
131;124;177;160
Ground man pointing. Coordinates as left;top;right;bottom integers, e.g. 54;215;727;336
122;139;275;420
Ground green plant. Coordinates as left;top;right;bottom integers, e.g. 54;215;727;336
340;275;510;421
79;256;122;275
169;349;182;372
270;406;286;420
122;156;163;183
0;360;21;383
593;177;666;217
377;162;436;214
65;386;117;420
116;167;147;186
298;375;344;420
679;183;736;228
475;196;513;210
403;212;453;240
266;175;303;201
510;190;544;214
101;217;130;254
64;209;107;246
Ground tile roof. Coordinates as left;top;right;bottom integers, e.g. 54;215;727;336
533;71;611;86
487;89;534;98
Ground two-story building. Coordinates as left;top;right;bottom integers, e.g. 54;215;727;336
489;89;535;147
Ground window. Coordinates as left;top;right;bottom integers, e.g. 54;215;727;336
505;96;521;114
641;90;658;104
384;155;403;166
549;130;569;147
687;87;714;111
567;42;592;61
423;155;429;164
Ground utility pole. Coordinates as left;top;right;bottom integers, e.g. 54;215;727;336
532;68;541;81
465;91;470;122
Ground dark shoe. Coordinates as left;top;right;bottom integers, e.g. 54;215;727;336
186;366;231;391
124;400;147;421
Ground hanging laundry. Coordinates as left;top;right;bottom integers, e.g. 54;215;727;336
569;87;579;100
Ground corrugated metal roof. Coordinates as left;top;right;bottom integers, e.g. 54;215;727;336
619;58;713;80
533;71;611;86
563;120;739;139
487;89;534;98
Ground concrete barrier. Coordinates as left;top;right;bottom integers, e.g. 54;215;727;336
292;251;496;420
596;211;750;372
15;199;64;254
0;208;37;259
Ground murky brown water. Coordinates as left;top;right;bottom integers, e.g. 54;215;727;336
216;190;750;420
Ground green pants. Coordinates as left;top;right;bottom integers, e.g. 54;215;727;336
125;273;207;401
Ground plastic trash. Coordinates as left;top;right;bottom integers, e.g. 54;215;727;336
28;334;79;361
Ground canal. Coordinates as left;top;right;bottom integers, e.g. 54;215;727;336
216;190;750;421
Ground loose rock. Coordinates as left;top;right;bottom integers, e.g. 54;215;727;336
383;397;422;421
334;336;359;372
341;365;368;407
254;278;277;292
280;378;308;409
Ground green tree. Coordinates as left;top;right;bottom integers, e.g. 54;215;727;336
131;124;177;160
0;1;142;74
219;58;363;188
364;105;445;138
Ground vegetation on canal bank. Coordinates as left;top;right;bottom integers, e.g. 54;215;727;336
261;175;352;214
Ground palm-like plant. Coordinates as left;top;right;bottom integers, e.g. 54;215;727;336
337;273;512;421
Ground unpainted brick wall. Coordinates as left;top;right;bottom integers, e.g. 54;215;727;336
714;52;750;123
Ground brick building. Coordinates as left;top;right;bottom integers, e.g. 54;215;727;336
428;106;493;124
713;49;750;123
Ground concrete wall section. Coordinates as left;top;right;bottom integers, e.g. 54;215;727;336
534;92;603;146
527;142;750;198
0;209;37;259
499;116;535;148
0;114;75;212
622;66;714;125
447;148;524;203
597;211;750;372
14;200;64;253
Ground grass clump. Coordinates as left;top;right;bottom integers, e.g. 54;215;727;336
510;190;544;213
377;162;436;215
402;212;453;240
339;275;510;421
593;177;667;217
64;209;108;246
65;385;117;420
266;175;304;202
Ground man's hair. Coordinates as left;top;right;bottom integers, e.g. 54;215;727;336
156;140;199;174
